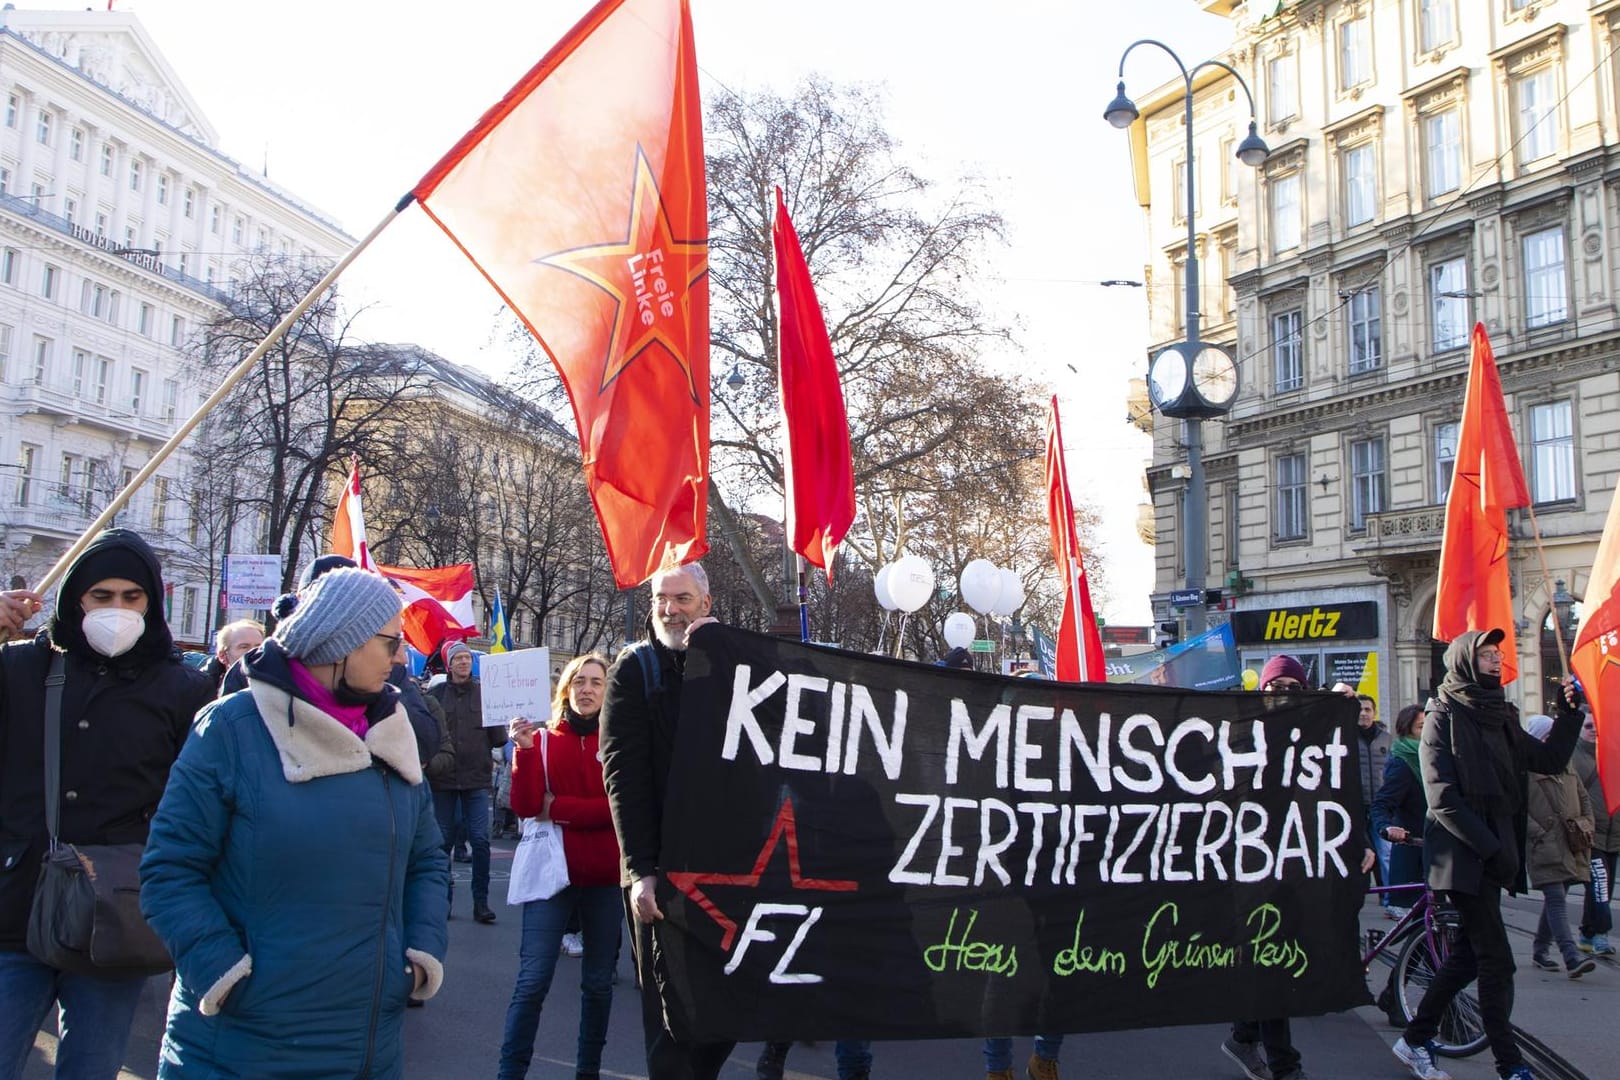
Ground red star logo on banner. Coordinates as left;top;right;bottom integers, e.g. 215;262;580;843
667;798;858;950
534;145;708;402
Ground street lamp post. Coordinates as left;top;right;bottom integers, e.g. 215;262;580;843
1105;41;1268;637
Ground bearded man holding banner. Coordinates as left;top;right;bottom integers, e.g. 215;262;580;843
600;562;736;1080
1390;629;1583;1080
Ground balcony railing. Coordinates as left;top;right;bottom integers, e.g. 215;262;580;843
1360;506;1445;548
0;190;232;305
2;379;176;441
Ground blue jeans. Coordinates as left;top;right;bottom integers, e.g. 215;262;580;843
1534;881;1581;964
497;884;622;1079
434;787;492;905
983;1035;1063;1071
834;1040;872;1078
0;950;148;1080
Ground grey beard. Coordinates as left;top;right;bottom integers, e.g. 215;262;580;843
653;621;687;652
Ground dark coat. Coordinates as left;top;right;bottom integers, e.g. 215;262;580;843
389;665;449;772
599;635;683;884
1573;740;1620;853
0;529;215;951
425;677;503;790
1422;693;1580;897
1371;754;1426;890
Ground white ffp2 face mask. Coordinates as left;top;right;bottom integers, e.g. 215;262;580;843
81;607;146;657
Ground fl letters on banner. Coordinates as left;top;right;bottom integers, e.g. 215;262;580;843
653;627;1370;1042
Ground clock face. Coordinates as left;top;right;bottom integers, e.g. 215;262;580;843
1148;347;1188;407
1191;345;1238;407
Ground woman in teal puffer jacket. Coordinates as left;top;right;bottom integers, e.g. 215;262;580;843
140;568;450;1078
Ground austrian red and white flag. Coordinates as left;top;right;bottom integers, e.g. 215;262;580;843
1046;397;1106;682
377;562;478;656
330;461;374;570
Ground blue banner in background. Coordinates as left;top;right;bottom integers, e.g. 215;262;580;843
1105;623;1240;690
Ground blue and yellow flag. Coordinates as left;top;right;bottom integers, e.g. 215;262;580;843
488;587;514;653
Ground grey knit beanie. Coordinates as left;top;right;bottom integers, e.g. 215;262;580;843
273;567;403;666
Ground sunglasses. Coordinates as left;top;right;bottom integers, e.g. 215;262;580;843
1266;678;1305;690
373;632;405;652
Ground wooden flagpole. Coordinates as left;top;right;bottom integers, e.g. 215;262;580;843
1522;502;1571;676
31;200;412;596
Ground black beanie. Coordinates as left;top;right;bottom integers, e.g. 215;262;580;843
64;544;158;606
300;554;358;589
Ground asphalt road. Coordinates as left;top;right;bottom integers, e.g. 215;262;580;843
23;838;1606;1079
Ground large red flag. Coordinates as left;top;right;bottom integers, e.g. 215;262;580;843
1573;489;1620;813
1433;324;1531;683
774;187;855;575
330;461;374;571
411;0;708;587
1046;397;1106;681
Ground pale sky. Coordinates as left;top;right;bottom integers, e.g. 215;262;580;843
98;0;1234;624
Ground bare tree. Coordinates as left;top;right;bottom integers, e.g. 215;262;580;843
190;258;430;592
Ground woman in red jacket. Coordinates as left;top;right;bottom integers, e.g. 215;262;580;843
497;652;620;1080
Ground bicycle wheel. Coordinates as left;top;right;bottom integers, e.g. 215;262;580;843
1393;927;1489;1057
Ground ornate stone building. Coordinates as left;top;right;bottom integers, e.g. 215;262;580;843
1131;0;1620;713
0;6;350;643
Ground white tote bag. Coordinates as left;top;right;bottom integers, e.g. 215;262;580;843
506;736;570;905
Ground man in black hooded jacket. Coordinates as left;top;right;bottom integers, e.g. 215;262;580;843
0;528;214;1078
1391;628;1582;1080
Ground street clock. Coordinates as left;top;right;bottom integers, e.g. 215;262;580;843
1147;341;1239;419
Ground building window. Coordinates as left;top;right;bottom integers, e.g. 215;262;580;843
162;377;179;423
1271;172;1301;252
106;291;120;324
1348;286;1382;373
153;476;169;530
0;323;10;383
129;160;142;192
1350;436;1387;532
0;248;15;286
1419;0;1455;53
1343;143;1376;226
180;581;196;635
178;252;190;277
138;303;153;337
93;357;109;405
1435;421;1459;503
0;167;8;193
35;109;50;145
1340;17;1371;90
124;224;136;247
80;280;107;318
1515;67;1559;165
1523;225;1568;328
71;349;87;396
62;196;77;225
40;264;57;299
1269;55;1298;124
210;204;221;233
130;368;146;415
16;444;35;505
232;216;244;245
156;174;169;206
94;211;107;238
1530;401;1575;503
1276;453;1308;541
1272;309;1304;392
170;315;185;347
99;143;114;177
59;453;79;502
1429;257;1469;351
183;187;195;218
69;126;83;161
255;227;268;252
1423;109;1461;198
4;94;16;127
31;337;49;384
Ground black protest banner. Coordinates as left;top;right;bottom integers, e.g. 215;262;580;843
653;626;1370;1042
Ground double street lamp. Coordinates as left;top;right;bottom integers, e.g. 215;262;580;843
1105;40;1269;636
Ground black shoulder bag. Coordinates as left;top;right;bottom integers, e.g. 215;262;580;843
26;653;173;975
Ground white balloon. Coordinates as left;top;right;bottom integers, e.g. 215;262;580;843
959;558;1002;614
995;568;1026;615
888;554;936;613
942;612;976;649
873;563;899;612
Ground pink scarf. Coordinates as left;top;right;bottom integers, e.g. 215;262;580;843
288;659;370;739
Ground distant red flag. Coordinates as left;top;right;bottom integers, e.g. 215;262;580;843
1433;324;1531;683
330;460;373;571
411;0;708;587
377;563;477;657
1046;397;1105;681
1572;488;1620;813
774;187;855;576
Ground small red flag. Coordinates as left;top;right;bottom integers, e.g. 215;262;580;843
1433;325;1531;683
1046;397;1105;681
377;563;478;657
1573;489;1620;813
411;0;708;587
774;187;855;575
330;460;373;571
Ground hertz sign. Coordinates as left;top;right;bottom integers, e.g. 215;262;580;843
1231;601;1380;645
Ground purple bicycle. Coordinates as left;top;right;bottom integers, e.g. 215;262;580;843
1362;859;1488;1057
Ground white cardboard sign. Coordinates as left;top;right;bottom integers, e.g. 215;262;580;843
225;554;282;609
478;647;551;728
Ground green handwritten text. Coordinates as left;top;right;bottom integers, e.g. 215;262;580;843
1052;910;1128;977
922;908;1018;977
1141;901;1240;989
1246;903;1309;978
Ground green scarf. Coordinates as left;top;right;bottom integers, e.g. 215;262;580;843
1391;735;1421;777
